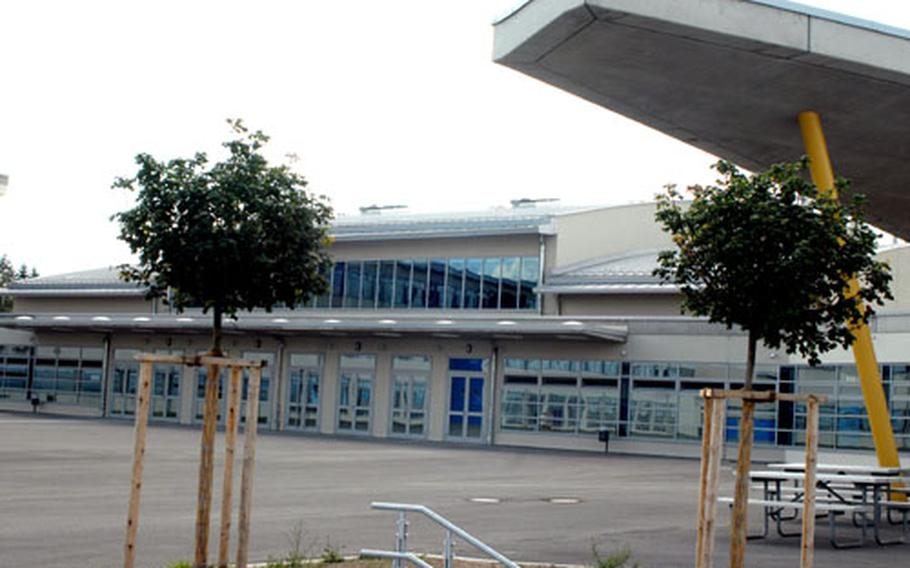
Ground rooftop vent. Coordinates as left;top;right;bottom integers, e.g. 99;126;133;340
510;197;559;209
359;204;407;215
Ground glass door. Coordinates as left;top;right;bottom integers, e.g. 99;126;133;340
151;362;181;421
337;354;375;434
390;355;430;437
447;358;486;440
287;354;322;431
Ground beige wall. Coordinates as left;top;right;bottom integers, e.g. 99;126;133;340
876;245;910;313
329;234;539;260
552;203;672;268
14;296;156;314
558;294;682;317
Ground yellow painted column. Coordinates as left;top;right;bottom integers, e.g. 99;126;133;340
798;111;901;470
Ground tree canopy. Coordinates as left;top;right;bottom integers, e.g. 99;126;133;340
654;159;892;384
113;120;333;353
0;255;39;312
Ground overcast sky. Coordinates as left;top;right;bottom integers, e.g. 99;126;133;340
1;1;908;276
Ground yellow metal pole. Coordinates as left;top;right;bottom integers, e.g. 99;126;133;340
798;111;901;470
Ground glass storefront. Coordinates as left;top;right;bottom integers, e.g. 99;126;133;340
4;339;908;452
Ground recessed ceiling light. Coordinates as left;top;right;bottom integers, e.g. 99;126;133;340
52;316;70;321
378;319;397;324
133;316;151;322
176;317;194;322
562;320;583;326
497;320;517;326
436;319;454;325
15;315;33;321
323;318;341;324
272;317;289;323
92;316;111;322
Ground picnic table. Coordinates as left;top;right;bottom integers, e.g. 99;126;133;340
720;464;909;548
767;462;909;476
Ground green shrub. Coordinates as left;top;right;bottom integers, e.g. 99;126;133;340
592;544;639;568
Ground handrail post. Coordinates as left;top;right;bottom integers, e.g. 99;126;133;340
395;511;408;568
368;502;520;568
444;530;454;568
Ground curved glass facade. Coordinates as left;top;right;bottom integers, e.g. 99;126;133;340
312;256;540;310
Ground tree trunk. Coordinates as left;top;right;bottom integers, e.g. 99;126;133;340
744;330;756;391
730;330;758;568
211;304;223;356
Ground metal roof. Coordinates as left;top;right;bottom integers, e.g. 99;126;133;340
330;203;605;242
2;267;145;297
540;249;677;294
494;0;910;239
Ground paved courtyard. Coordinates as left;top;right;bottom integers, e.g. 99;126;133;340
0;412;906;568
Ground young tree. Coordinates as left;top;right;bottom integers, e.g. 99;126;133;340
113;120;333;567
113;119;333;354
654;159;891;387
654;159;892;568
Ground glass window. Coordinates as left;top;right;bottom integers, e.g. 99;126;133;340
428;259;446;309
314;263;332;308
411;259;428;309
463;259;482;309
361;260;378;309
377;260;395;308
519;256;540;310
500;257;520;310
331;262;345;308
482;258;501;309
394;260;412;309
344;261;362;308
447;259;464;309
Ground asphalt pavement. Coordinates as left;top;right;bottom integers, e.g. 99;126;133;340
0;412;906;568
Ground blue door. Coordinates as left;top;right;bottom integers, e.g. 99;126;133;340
448;358;485;440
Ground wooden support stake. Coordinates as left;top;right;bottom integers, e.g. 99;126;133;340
704;398;725;568
236;366;263;568
695;397;714;568
195;363;222;568
729;400;755;568
800;396;820;568
217;366;243;568
124;360;154;568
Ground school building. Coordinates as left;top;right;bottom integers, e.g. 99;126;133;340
1;200;909;460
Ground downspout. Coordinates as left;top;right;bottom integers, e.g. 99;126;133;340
537;234;546;315
273;337;287;431
487;345;500;446
101;333;113;417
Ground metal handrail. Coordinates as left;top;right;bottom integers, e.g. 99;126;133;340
359;549;434;568
365;501;520;568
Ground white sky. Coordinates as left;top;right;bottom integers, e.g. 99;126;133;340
1;1;908;276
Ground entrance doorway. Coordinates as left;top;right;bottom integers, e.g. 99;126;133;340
447;358;486;440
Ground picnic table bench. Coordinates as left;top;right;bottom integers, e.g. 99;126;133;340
720;465;909;548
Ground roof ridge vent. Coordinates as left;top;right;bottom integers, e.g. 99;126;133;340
359;204;408;215
510;197;559;209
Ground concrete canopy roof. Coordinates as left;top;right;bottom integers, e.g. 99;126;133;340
494;0;910;238
0;313;628;342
